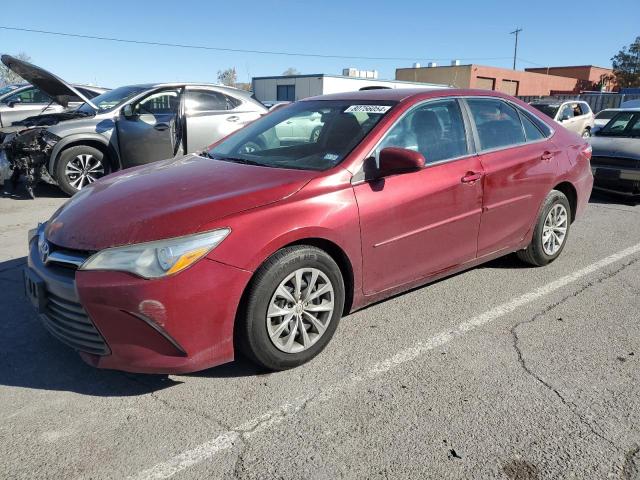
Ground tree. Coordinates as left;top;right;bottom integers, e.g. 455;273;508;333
611;37;640;88
217;67;237;87
0;52;31;86
282;68;300;76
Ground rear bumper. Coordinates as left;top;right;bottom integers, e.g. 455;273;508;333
27;239;253;374
592;165;640;196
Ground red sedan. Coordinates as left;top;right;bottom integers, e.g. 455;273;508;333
24;89;593;373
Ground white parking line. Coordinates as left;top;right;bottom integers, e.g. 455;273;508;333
130;242;640;480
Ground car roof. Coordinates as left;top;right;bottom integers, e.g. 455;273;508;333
302;88;518;103
126;82;252;95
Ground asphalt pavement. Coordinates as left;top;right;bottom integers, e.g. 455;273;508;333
1;183;639;480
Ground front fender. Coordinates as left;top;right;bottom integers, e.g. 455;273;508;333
49;133;120;172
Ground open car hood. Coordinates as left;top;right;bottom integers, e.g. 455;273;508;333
1;55;97;110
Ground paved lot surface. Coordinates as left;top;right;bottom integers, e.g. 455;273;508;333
1;184;639;480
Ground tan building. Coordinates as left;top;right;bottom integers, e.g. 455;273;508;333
396;64;612;96
524;65;616;92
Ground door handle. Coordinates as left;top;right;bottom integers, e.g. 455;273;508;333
226;116;240;123
154;123;170;131
541;151;554;162
461;172;482;184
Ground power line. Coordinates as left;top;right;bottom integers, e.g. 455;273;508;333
1;25;517;64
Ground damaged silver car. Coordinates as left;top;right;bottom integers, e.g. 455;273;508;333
0;55;267;197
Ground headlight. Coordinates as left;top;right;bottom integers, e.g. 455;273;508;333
80;228;230;279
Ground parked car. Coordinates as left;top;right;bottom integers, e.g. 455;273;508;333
24;88;593;373
0;83;25;97
0;56;107;128
589;108;640;198
592;108;624;134
530;100;595;137
0;55;267;197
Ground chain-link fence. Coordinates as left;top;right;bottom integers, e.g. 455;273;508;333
518;93;640;113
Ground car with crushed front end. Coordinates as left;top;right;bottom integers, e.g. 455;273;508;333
24;88;593;373
0;55;267;197
589;108;640;199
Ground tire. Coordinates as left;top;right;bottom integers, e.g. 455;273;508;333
517;190;571;267
55;145;110;196
237;246;345;371
310;126;322;143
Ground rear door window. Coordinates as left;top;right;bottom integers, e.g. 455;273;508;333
519;112;545;142
466;98;526;150
185;90;240;112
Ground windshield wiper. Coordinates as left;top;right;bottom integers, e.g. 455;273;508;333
203;153;267;167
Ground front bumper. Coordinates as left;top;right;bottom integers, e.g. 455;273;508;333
27;240;253;373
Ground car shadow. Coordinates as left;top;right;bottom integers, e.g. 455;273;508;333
0;256;180;396
589;190;638;206
2;180;66;200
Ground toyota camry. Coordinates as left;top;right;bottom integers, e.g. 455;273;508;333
24;88;593;373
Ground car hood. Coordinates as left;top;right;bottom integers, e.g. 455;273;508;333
590;135;640;160
45;154;317;250
1;55;97;109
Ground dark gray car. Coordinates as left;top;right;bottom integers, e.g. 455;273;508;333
0;55;267;196
589;109;640;198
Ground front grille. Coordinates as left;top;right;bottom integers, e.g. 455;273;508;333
46;243;92;271
41;291;110;356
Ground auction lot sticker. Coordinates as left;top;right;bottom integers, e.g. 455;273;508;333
344;105;391;114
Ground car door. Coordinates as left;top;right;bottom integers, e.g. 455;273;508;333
116;88;182;167
0;87;61;126
184;88;260;152
353;98;483;295
464;98;558;257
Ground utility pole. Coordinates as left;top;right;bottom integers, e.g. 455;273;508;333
510;28;522;70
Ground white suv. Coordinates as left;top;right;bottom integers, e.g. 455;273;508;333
530;100;595;137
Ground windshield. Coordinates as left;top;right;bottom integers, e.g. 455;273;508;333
0;85;21;97
531;104;560;119
207;100;396;171
595;110;618;120
77;85;148;114
597;112;640;137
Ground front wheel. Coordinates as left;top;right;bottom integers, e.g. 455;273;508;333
517;190;571;266
55;145;110;196
237;246;345;371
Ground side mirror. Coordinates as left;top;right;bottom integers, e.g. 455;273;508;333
367;147;425;180
122;104;136;119
6;98;21;108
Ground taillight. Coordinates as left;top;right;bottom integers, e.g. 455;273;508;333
581;144;592;161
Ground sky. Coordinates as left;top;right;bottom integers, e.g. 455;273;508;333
0;0;638;88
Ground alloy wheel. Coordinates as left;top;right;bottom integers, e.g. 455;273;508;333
65;154;105;190
266;268;335;354
542;204;568;255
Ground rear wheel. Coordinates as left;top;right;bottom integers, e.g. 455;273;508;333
237;246;345;371
517;190;571;266
56;145;110;196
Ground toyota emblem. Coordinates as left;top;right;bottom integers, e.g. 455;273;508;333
38;236;50;264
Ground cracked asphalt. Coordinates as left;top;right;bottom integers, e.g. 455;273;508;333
1;184;639;480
